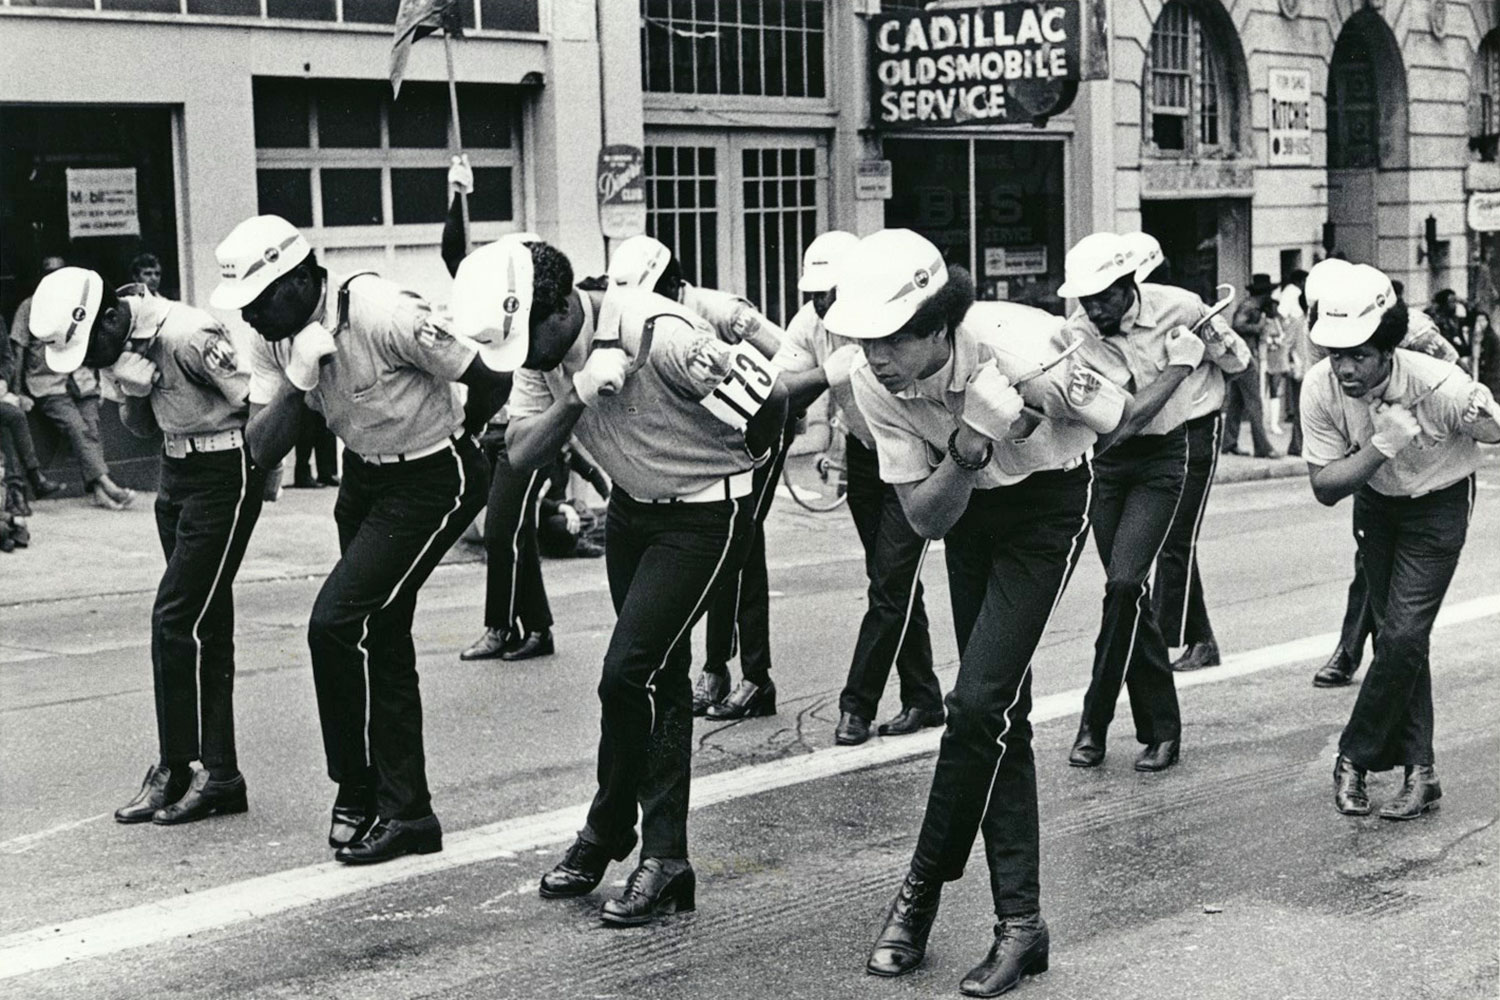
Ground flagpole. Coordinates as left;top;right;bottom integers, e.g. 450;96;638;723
443;28;471;255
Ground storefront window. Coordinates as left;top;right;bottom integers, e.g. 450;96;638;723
640;0;826;98
1145;1;1229;157
884;138;1066;312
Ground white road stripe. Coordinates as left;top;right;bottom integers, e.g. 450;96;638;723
1;592;1497;980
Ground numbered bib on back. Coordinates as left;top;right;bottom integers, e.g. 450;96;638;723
700;342;782;430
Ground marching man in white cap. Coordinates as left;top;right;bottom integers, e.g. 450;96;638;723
1299;260;1498;820
604;234;790;720
1301;259;1460;689
1056;231;1251;775
216;214;515;864
833;229;1128;996
499;238;788;927
30;265;265;826
773;230;945;746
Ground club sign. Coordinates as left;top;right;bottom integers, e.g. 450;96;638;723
869;1;1082;128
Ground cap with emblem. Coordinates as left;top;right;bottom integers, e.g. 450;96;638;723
1057;232;1143;299
822;229;948;340
1309;262;1396;349
451;238;533;373
798;230;859;293
29;266;104;374
607;235;672;291
210;215;313;311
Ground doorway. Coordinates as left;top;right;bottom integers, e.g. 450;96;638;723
1141;198;1250;304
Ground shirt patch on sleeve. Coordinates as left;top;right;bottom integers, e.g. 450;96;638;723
729;304;760;342
415;317;454;349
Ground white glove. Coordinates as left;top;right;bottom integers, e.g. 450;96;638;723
285;322;337;392
1369;402;1421;457
960;361;1024;440
558;502;581;535
573;347;629;406
822;344;862;389
111;351;159;397
447;154;474;195
1165;325;1206;369
1462;384;1496;425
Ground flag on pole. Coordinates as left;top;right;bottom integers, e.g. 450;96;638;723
390;0;464;98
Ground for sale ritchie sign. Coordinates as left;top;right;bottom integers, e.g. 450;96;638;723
869;2;1082;128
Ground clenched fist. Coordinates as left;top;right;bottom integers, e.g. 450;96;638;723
573;347;629;406
1165;325;1205;369
285;322;337;392
961;360;1024;440
1369;401;1421;458
111;351;159;398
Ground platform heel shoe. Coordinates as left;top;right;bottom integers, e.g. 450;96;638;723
958;912;1050;997
600;858;695;927
866;871;943;977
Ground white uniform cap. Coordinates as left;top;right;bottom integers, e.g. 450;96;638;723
1309;263;1396;349
451;238;533;373
1056;232;1144;299
1303;257;1355;308
1122;231;1165;283
211;215;313;310
798;230;859;293
29;267;104;375
821;229;948;340
607;235;673;291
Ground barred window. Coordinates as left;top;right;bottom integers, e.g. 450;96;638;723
645;145;720;289
1476;30;1500;162
742;146;817;327
1145;1;1227;156
641;0;826;98
14;0;539;31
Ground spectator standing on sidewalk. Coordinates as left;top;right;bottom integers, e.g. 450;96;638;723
11;256;136;510
1223;273;1282;459
0;311;62;517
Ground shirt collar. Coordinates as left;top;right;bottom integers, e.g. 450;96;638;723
1128;285;1156;330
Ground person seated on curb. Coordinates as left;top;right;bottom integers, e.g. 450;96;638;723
29;265;266;826
1299;260;1499;821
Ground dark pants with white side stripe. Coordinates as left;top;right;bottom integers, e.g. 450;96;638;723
837;435;942;722
309;437;488;821
478;427;553;634
1153;412;1222;648
153;447;266;771
910;463;1092;917
584;490;754;860
1340;477;1474;771
1079;429;1187;746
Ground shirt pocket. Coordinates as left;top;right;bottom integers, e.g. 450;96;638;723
994;411;1057;477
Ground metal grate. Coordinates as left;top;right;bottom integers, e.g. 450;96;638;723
645;144;720;289
640;0;826;98
741;146;817;327
1147;0;1224;155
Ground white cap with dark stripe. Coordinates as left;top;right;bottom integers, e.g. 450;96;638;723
822;229;948;340
29;266;103;374
1309;261;1396;349
211;215;313;310
607;235;673;291
452;238;533;373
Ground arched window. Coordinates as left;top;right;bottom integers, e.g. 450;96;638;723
1145;1;1231;156
1474;30;1500;162
1328;26;1381;168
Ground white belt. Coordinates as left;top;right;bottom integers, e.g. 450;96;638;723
355;435;458;466
163;429;243;459
643;470;755;505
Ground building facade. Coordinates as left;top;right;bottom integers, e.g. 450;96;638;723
0;0;1487;331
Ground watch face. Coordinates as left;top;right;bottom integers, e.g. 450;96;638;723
1277;0;1300;16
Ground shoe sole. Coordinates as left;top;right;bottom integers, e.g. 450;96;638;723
835;735;870;746
1335;803;1372;816
500;647;555;662
958;954;1049;997
335;838;443;864
599;898;695;927
1379;800;1440;821
1067;756;1104;768
1312;677;1355;688
1134;756;1180;773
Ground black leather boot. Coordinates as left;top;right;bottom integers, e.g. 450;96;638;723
459;627;514;661
878;705;946;736
114;764;190;824
600;858;695;926
501;628;554;661
835;711;872;746
539;835;614;898
1379;765;1441;820
152;770;248;825
1067;723;1105;768
867;871;943;977
706;678;776;719
334;814;442;864
1134;739;1180;772
1170;640;1221;672
1313;648;1358;687
959;912;1050;997
1333;754;1370;816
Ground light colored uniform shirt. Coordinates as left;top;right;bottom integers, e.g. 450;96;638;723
1300;348;1484;497
852;301;1131;488
123;294;248;436
247;272;476;457
1061;282;1251;435
680;283;783;356
507;288;758;501
12;296;99;399
774;300;877;448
